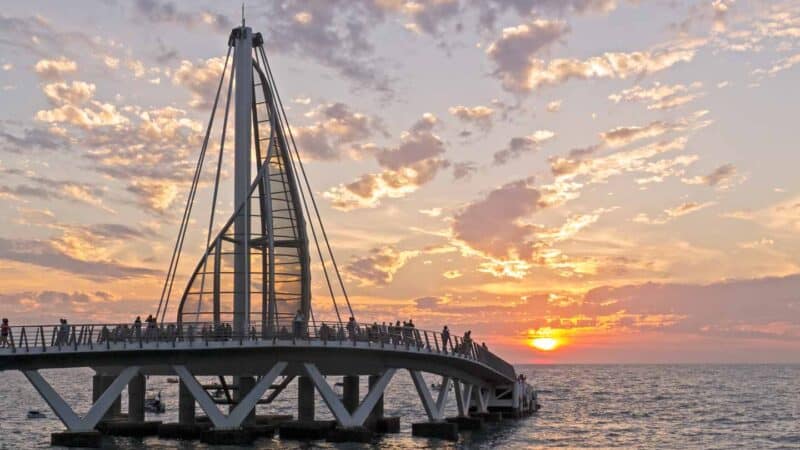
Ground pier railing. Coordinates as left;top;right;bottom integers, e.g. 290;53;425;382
0;320;516;381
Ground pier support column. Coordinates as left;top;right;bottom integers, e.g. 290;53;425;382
235;376;257;426
342;375;359;414
366;375;384;423
93;374;121;420
179;380;195;424
297;376;315;421
128;373;146;423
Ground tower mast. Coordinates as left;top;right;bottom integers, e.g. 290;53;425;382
233;24;252;335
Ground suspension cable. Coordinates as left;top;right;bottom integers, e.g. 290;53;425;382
256;46;345;325
260;47;356;321
157;46;232;323
195;53;236;320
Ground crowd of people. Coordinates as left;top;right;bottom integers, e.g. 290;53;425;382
0;314;494;365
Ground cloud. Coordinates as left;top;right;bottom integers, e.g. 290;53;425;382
608;81;703;110
600;121;679;148
0;126;70;154
546;100;562;112
486;19;570;93
392;0;461;35
506;40;702;92
34;57;77;80
35;82;128;129
582;274;800;341
0;170;112;212
0;14;98;57
452;177;542;260
345;245;420;286
258;2;393;93
294;102;383;160
324;158;449;210
452;161;477;180
443;269;463;279
0;236;156;281
419;207;443;217
325;114;449;210
126;179;180;214
132;0;232;33
634;201;715;225
477;0;620;30
682;164;740;189
42;81;95;105
493;130;555;165
448;105;495;130
171;57;226;109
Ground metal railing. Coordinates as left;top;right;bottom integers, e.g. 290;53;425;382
0;320;516;381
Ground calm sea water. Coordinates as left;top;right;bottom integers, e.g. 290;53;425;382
0;365;798;449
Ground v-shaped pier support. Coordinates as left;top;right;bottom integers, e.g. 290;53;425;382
409;370;451;421
173;362;287;429
24;366;140;432
303;363;395;428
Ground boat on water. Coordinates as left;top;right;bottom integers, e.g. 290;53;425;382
26;410;46;419
166;377;179;384
144;392;165;413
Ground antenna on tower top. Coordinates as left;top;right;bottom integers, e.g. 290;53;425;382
241;3;245;27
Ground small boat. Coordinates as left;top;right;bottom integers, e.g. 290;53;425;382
166;377;179;384
27;410;46;419
144;392;166;413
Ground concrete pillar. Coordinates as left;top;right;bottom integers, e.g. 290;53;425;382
297;376;314;421
178;380;195;424
128;374;146;423
366;374;384;425
342;375;359;414
235;376;257;426
93;374;121;420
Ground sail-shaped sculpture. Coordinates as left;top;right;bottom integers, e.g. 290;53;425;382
175;28;310;334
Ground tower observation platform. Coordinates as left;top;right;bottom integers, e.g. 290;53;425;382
0;23;538;447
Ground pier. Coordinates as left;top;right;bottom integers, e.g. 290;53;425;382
0;20;537;447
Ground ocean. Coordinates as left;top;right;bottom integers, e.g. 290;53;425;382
0;364;798;449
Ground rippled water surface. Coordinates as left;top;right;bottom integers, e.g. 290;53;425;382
0;365;798;449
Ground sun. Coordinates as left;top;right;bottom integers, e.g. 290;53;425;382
530;337;559;351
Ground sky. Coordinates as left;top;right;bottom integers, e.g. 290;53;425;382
1;0;799;364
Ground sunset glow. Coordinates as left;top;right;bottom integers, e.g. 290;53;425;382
1;1;800;364
530;337;560;352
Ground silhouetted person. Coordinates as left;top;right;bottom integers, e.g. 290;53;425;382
293;309;305;338
441;325;450;352
1;318;9;348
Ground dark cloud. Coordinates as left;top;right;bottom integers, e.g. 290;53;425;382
294;102;384;161
0;126;70;154
0;237;157;280
132;0;233;33
684;163;738;188
493;131;555;165
452;177;543;259
0;14;98;57
486;18;569;93
452;161;477;180
345;245;419;286
477;0;623;30
257;1;393;94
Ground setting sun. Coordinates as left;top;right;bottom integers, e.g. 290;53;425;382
530;337;560;351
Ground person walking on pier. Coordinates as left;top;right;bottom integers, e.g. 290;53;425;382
134;316;142;340
346;316;358;340
1;318;9;348
441;325;450;352
293;309;305;338
57;318;70;346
